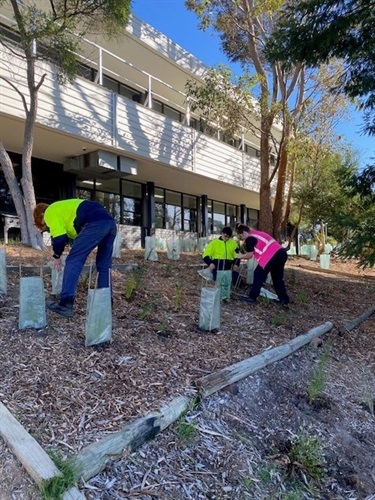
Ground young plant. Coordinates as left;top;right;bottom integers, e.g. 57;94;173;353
271;314;284;326
176;413;197;443
288;430;326;480
306;349;330;403
122;267;142;300
164;262;173;278
41;452;75;500
139;301;155;320
173;281;183;311
297;291;307;304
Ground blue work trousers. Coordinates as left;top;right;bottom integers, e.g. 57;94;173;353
60;219;117;304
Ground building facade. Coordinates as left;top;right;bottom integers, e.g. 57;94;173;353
0;9;280;248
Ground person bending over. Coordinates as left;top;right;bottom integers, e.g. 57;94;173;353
34;199;117;317
235;224;289;306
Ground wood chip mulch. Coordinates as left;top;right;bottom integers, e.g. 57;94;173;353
0;245;374;499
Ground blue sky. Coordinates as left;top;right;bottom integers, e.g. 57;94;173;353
132;0;373;170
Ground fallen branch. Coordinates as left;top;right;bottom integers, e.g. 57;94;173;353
195;322;333;398
339;305;375;334
72;395;191;481
0;401;85;499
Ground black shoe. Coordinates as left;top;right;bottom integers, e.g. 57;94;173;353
47;300;73;318
240;296;257;305
280;300;290;310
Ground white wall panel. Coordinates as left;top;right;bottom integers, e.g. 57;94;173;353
0;45;261;195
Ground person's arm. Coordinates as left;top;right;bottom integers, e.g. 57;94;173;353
236;250;253;260
202;241;216;270
235;236;256;260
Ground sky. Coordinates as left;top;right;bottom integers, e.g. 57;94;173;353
132;0;374;170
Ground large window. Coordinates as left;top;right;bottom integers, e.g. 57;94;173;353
212;201;225;234
165;190;182;230
247;208;259;229
154;188;198;232
183;194;197;232
122;180;142;226
95;192;120;221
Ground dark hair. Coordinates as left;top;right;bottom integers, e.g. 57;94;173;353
222;227;233;237
236;224;250;234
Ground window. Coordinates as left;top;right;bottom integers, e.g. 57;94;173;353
122;180;142;226
102;75;119;93
245;144;259;158
165;190;182;230
226;204;237;227
95;192;120;222
212;201;225;234
123;197;142;226
119;84;141;103
183;194;197;232
247;208;259;229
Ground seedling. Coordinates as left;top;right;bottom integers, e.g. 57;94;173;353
173;281;183;311
297;291;307;304
271;314;284;326
164;262;173;278
41;452;75;499
306;349;330;403
122;267;142;300
139;301;156;320
288;430;325;480
176;414;197;443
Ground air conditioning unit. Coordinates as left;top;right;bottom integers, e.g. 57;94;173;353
85;151;117;174
119;156;137;175
63;156;84;173
63;151;137;178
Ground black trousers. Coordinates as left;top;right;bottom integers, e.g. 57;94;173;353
249;249;289;304
211;259;239;286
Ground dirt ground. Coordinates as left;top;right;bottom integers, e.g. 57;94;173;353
0;245;374;499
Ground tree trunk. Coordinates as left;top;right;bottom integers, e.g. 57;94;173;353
258;114;273;234
273;120;292;241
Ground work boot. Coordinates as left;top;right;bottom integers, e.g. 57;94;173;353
47;300;73;318
240;296;257;305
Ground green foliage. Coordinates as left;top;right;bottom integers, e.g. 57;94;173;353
164;262;173;278
123;267;142;300
175;414;197;443
78;272;90;290
297;291;307;304
267;0;375;134
271;314;284;326
331;163;375;268
41;452;75;500
306;349;330;403
288;430;326;480
257;466;272;484
173;281;183;311
185;65;257;140
139;301;156;320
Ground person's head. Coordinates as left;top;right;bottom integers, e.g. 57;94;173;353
221;227;233;240
236;224;251;240
33;203;49;231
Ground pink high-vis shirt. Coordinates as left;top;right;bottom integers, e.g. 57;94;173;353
249;230;282;268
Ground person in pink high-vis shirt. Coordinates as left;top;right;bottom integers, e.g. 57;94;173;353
235;224;290;307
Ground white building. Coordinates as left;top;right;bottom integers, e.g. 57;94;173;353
0;8;280;248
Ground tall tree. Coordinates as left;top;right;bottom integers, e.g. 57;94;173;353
267;0;375;136
185;1;351;240
0;0;131;248
185;0;310;238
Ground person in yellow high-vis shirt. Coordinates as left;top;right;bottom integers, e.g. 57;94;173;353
34;199;116;318
199;227;241;285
